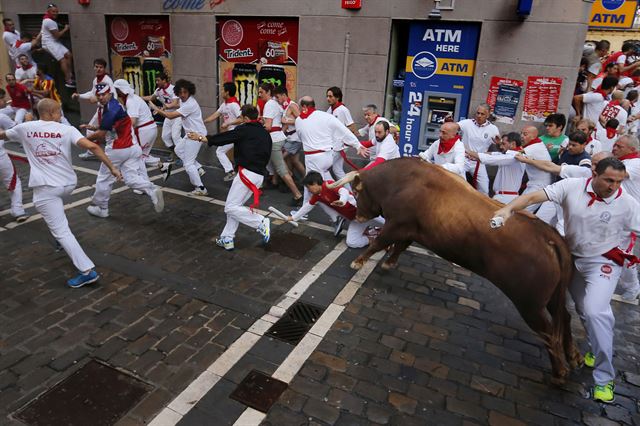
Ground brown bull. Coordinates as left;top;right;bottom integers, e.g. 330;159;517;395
330;157;580;384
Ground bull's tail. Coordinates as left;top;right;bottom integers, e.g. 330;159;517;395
548;238;573;368
326;171;359;189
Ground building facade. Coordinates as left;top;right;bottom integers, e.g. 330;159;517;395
1;0;592;154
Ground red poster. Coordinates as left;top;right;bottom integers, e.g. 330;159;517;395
486;76;523;108
217;17;299;65
522;76;563;122
342;0;362;9
107;16;171;58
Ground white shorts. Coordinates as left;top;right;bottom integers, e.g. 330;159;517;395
43;41;69;61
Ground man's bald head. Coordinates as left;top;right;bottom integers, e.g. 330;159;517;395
37;98;62;121
592;151;613;165
520;125;538;145
299;96;315;108
612;90;624;101
439;121;459;140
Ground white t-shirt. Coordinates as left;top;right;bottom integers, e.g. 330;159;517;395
124;94;154;126
421;139;466;178
371;133;400;161
0;114;16;156
523;141;553;189
79;75;115;100
2;30;20;61
621;157;640;203
216;100;241;131
581;92;607;124
596;101;628;133
41;18;62;49
154;84;178;111
585;138;602;156
177;96;206;135
358;116;391;145
594;128;617;152
15;66;37;83
458;119;500;153
296;110;360;152
559;164;592;179
544;177;640;257
6;120;83;188
15;41;35;65
263;99;285;142
328;104;355;151
478;150;525;194
628;102;640;135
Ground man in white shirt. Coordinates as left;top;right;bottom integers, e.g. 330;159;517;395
142;72;182;160
362;120;400;170
457;104;500;194
418;121;465;179
493;157;640;404
518;126;553;213
15;54;37;88
0;113;28;222
149;79;208;196
326;86;360;181
597;91;627;134
13;32;41;68
204;82;242;181
2;18;20;65
358;104;393;145
1;99;121;288
573;76;618;124
466;132;525;204
41;3;74;88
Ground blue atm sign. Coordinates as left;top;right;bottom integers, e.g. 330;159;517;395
400;22;480;156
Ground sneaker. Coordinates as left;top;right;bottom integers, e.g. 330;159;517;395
78;150;95;160
290;210;308;221
621;286;640;302
87;205;109;218
333;217;345;237
257;217;271;244
223;171;236;182
67;270;99;288
64;79;77;88
190;186;208;196
15;214;29;223
215;236;234;251
593;381;615;403
584;351;595;368
175;158;183;168
198;167;206;177
364;226;382;238
133;189;143;195
290;196;303;207
153;187;164;213
163;163;173;182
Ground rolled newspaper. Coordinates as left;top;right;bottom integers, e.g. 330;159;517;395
490;216;505;229
268;206;299;227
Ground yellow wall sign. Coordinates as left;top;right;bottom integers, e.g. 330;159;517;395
589;0;638;29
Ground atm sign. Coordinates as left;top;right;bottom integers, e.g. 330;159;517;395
589;0;638;29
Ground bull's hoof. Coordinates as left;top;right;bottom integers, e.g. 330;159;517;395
550;375;567;387
381;260;397;270
350;259;364;270
569;352;583;370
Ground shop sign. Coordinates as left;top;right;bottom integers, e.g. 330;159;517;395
589;0;638;29
342;0;362;9
162;0;225;11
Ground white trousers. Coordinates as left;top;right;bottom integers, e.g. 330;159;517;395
221;169;264;238
303;151;333;204
11;107;28;124
570;255;621;385
135;124;160;178
161;116;182;148
617;239;640;295
464;158;489;195
175;136;204;188
34;185;94;272
0;151;25;217
216;144;234;173
346;216;385;248
92;145;157;209
331;150;352;191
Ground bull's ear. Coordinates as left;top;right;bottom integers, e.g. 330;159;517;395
354;175;364;193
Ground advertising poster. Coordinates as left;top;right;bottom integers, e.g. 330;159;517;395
494;84;522;125
522;76;563;122
107;16;173;97
216;17;299;106
486;76;523;109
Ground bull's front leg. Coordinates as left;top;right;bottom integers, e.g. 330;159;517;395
381;240;411;270
351;223;398;270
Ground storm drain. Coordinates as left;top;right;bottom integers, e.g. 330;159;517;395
266;301;324;345
14;360;152;426
265;231;318;259
230;369;288;413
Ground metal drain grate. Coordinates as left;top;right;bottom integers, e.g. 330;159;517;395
230;369;288;413
265;231;318;259
14;360;152;426
266;301;324;345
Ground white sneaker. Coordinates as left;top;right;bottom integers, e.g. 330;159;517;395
158;162;171;172
290;210;308;221
621;286;640;302
257;217;271;244
87;205;109;218
215;236;235;251
223;171;236;182
133;189;143;195
198;167;206;177
78;150;95;160
190;187;208;196
153;187;164;213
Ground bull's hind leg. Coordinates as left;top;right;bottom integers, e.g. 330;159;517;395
381;240;411;270
547;294;582;370
518;306;569;385
351;223;398;270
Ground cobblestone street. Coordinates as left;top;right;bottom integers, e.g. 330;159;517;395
1;142;639;425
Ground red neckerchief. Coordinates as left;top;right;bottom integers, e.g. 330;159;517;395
330;102;344;113
43;12;55;20
96;73;106;84
438;135;460;154
14;40;23;48
282;97;291;110
511;146;523;152
4;26;15;33
586;177;622;206
606;127;617;139
225;96;239;105
587;134;593;142
367;114;380;125
524;137;543;148
257;98;266;116
608;100;620;107
21;64;33;71
592;87;609;99
299;108;316;119
618;152;640;161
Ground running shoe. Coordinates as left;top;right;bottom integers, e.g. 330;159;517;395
215;236;235;251
621;286;640;302
67;270;99;288
15;214;29;223
78;150;95;160
223;171;236;182
153;187;164;213
87;205;109;218
190;187;208;196
290;210;308;221
133;189;143;195
64;79;77;88
584;351;595;368
257;217;271;244
593;381;615;403
333;217;345;237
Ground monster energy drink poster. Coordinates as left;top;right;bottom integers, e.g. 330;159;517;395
217;17;298;106
107;16;173;97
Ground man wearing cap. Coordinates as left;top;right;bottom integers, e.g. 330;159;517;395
85;82;164;218
113;79;160;178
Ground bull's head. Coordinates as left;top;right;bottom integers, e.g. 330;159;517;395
327;171;382;222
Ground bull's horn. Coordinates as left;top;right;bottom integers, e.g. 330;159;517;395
327;171;359;189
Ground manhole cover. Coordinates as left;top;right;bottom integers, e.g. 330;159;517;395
265;231;318;259
230;370;288;413
266;301;324;345
14;360;152;426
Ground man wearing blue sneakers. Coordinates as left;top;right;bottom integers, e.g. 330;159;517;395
188;104;271;250
1;99;122;287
